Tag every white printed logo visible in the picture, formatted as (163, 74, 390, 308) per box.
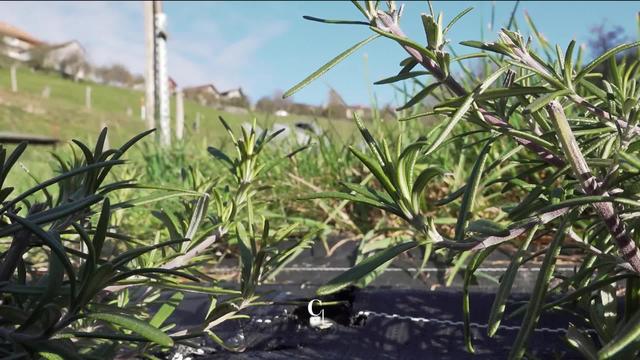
(307, 299, 332, 329)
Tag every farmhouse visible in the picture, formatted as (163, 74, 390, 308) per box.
(38, 41, 89, 81)
(183, 84, 220, 105)
(219, 87, 245, 100)
(184, 84, 248, 107)
(219, 87, 249, 108)
(131, 76, 177, 94)
(0, 22, 88, 81)
(324, 87, 372, 119)
(0, 21, 43, 62)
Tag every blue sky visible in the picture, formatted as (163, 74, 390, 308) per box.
(2, 1, 639, 107)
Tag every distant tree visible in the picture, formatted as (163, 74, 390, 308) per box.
(131, 74, 145, 85)
(256, 96, 276, 113)
(588, 22, 629, 57)
(587, 20, 637, 84)
(272, 90, 293, 110)
(95, 63, 134, 86)
(256, 90, 294, 113)
(290, 102, 319, 116)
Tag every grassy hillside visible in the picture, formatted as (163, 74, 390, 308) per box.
(0, 66, 353, 143)
(0, 65, 354, 190)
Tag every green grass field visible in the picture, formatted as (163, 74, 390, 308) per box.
(0, 65, 355, 189)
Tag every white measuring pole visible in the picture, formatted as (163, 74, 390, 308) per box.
(143, 0, 156, 130)
(154, 5, 171, 147)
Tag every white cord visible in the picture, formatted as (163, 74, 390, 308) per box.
(356, 310, 592, 335)
(245, 310, 594, 336)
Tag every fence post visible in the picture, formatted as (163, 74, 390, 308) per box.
(10, 65, 17, 93)
(194, 112, 201, 131)
(85, 86, 92, 110)
(176, 90, 184, 140)
(140, 98, 146, 121)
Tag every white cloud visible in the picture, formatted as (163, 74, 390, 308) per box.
(0, 1, 288, 95)
(0, 2, 144, 71)
(169, 17, 288, 92)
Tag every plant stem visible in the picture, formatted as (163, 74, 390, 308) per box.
(546, 100, 640, 272)
(0, 229, 31, 282)
(161, 228, 227, 270)
(103, 228, 227, 293)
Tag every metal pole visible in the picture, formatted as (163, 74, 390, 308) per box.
(143, 1, 155, 131)
(154, 1, 171, 146)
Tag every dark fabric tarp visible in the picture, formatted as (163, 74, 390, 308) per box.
(161, 287, 590, 359)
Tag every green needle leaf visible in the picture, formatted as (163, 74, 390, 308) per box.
(397, 82, 442, 110)
(575, 41, 640, 83)
(317, 241, 418, 295)
(487, 225, 539, 337)
(444, 7, 474, 35)
(150, 292, 184, 328)
(524, 89, 571, 114)
(598, 309, 640, 359)
(454, 139, 493, 242)
(374, 71, 430, 85)
(566, 324, 598, 360)
(509, 216, 569, 359)
(284, 34, 379, 98)
(86, 313, 174, 347)
(426, 66, 509, 156)
(370, 26, 437, 62)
